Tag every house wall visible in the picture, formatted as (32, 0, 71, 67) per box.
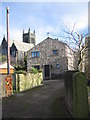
(80, 37, 90, 80)
(0, 68, 14, 74)
(85, 37, 90, 79)
(27, 37, 77, 79)
(10, 44, 26, 66)
(65, 45, 78, 70)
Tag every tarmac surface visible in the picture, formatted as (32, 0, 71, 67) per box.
(2, 80, 71, 118)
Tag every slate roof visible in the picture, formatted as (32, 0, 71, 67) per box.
(10, 40, 34, 52)
(1, 37, 34, 52)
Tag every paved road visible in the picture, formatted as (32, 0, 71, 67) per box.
(2, 80, 71, 118)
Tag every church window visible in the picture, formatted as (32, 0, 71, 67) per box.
(12, 51, 16, 57)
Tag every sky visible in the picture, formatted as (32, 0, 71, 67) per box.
(0, 1, 88, 48)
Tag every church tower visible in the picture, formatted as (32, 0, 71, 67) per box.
(23, 28, 36, 45)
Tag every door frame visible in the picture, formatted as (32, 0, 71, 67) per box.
(44, 65, 50, 80)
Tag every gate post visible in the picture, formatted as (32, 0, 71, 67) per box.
(73, 72, 88, 118)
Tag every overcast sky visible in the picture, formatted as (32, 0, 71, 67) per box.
(0, 1, 88, 46)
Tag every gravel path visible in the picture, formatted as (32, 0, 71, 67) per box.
(2, 80, 71, 118)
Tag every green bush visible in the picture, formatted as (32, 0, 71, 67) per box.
(15, 65, 25, 71)
(30, 67, 38, 74)
(0, 54, 7, 63)
(38, 69, 42, 73)
(15, 70, 27, 75)
(87, 86, 90, 92)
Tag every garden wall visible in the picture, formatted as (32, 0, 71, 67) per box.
(64, 71, 88, 118)
(15, 73, 43, 92)
(0, 74, 7, 97)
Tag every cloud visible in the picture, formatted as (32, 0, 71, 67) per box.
(1, 0, 89, 2)
(1, 2, 88, 47)
(9, 28, 22, 41)
(36, 26, 55, 44)
(0, 27, 22, 44)
(61, 14, 88, 32)
(0, 25, 5, 44)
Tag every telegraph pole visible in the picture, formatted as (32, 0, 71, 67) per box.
(7, 6, 10, 74)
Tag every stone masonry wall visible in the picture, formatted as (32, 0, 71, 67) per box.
(84, 37, 90, 80)
(15, 73, 43, 92)
(0, 75, 7, 97)
(27, 38, 65, 70)
(64, 71, 88, 118)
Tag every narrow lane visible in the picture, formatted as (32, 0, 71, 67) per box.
(2, 80, 71, 118)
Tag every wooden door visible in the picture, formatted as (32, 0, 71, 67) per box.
(44, 65, 50, 79)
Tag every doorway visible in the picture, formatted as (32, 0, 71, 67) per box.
(44, 65, 50, 79)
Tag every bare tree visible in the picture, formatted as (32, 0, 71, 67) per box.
(61, 22, 88, 66)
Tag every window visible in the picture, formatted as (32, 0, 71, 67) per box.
(32, 52, 34, 57)
(56, 64, 60, 69)
(37, 51, 39, 57)
(12, 51, 16, 57)
(53, 50, 58, 55)
(31, 51, 39, 58)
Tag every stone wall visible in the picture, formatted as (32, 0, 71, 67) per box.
(1, 73, 43, 97)
(85, 37, 90, 80)
(73, 72, 88, 118)
(15, 73, 43, 92)
(0, 75, 6, 97)
(65, 45, 78, 70)
(80, 37, 90, 80)
(64, 71, 88, 118)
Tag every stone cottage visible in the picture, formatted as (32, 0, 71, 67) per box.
(27, 37, 78, 80)
(80, 36, 90, 80)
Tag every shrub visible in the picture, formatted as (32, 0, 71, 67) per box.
(87, 86, 90, 92)
(15, 65, 25, 71)
(30, 67, 38, 74)
(38, 69, 42, 73)
(15, 70, 27, 75)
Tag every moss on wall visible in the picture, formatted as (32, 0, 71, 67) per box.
(73, 72, 88, 118)
(16, 73, 43, 92)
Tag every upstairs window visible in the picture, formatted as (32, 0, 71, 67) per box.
(53, 50, 58, 55)
(56, 64, 60, 69)
(31, 51, 39, 58)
